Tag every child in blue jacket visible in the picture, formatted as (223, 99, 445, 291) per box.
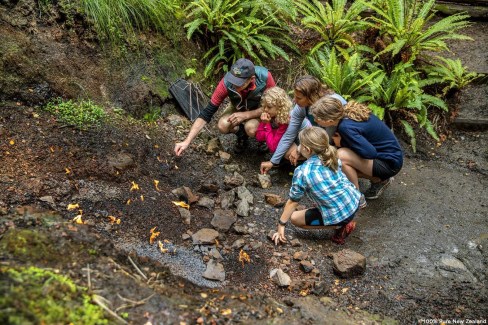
(311, 98, 403, 201)
(272, 127, 361, 245)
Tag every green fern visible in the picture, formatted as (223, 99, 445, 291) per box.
(185, 0, 297, 76)
(296, 0, 367, 53)
(422, 57, 483, 95)
(363, 0, 471, 62)
(307, 48, 381, 100)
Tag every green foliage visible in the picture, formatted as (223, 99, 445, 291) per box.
(0, 266, 108, 325)
(143, 107, 162, 122)
(184, 0, 297, 76)
(80, 0, 184, 45)
(362, 62, 447, 151)
(295, 0, 368, 54)
(307, 48, 381, 101)
(363, 0, 471, 62)
(44, 98, 106, 129)
(422, 57, 483, 95)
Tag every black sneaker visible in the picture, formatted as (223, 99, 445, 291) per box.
(364, 178, 393, 200)
(234, 124, 248, 154)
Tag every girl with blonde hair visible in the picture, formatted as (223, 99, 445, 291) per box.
(255, 87, 297, 152)
(272, 127, 361, 246)
(260, 75, 346, 173)
(311, 98, 403, 201)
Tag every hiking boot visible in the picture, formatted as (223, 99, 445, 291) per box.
(234, 124, 248, 154)
(359, 194, 367, 209)
(331, 221, 356, 245)
(364, 177, 393, 200)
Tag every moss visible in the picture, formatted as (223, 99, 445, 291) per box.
(0, 266, 108, 325)
(0, 229, 56, 262)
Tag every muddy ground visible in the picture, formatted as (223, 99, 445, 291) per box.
(1, 100, 486, 324)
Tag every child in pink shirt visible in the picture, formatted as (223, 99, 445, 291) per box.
(256, 87, 294, 153)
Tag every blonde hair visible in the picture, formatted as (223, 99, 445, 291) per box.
(298, 126, 339, 172)
(311, 97, 370, 122)
(260, 87, 293, 124)
(294, 75, 333, 106)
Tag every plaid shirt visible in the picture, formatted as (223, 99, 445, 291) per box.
(289, 155, 361, 225)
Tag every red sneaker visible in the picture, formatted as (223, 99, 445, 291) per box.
(331, 221, 356, 245)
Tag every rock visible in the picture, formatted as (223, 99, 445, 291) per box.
(203, 259, 225, 281)
(182, 233, 191, 240)
(197, 196, 215, 209)
(233, 225, 248, 235)
(224, 164, 240, 172)
(199, 181, 219, 193)
(300, 261, 314, 273)
(267, 230, 276, 242)
(236, 200, 250, 217)
(258, 174, 272, 189)
(211, 209, 237, 232)
(107, 152, 134, 171)
(264, 193, 285, 207)
(220, 189, 235, 209)
(332, 249, 366, 278)
(192, 228, 219, 245)
(237, 186, 254, 204)
(219, 151, 231, 162)
(177, 207, 191, 225)
(232, 238, 246, 249)
(250, 241, 263, 250)
(224, 172, 244, 188)
(172, 186, 199, 204)
(290, 239, 302, 247)
(439, 255, 467, 272)
(206, 138, 220, 153)
(209, 248, 222, 260)
(293, 251, 309, 261)
(39, 196, 55, 205)
(270, 268, 291, 287)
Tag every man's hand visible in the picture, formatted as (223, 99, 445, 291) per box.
(260, 112, 271, 123)
(227, 112, 247, 127)
(332, 132, 341, 148)
(174, 141, 189, 156)
(271, 225, 286, 245)
(260, 161, 274, 174)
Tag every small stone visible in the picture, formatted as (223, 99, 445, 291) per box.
(332, 249, 366, 278)
(182, 233, 191, 240)
(232, 238, 246, 249)
(300, 261, 314, 273)
(233, 225, 248, 234)
(209, 248, 222, 260)
(172, 186, 199, 204)
(39, 196, 55, 205)
(237, 186, 254, 204)
(270, 268, 291, 287)
(107, 152, 134, 171)
(250, 241, 263, 250)
(224, 172, 245, 188)
(290, 239, 301, 247)
(236, 200, 250, 217)
(219, 151, 231, 161)
(197, 196, 215, 209)
(224, 164, 240, 172)
(264, 193, 284, 207)
(220, 189, 235, 209)
(211, 209, 237, 232)
(199, 181, 219, 193)
(293, 251, 309, 261)
(178, 207, 191, 225)
(203, 259, 225, 281)
(258, 174, 272, 189)
(206, 138, 220, 153)
(192, 228, 219, 245)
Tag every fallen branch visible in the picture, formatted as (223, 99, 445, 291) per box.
(115, 293, 155, 312)
(92, 294, 128, 324)
(127, 256, 148, 281)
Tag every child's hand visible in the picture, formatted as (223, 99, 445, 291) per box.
(271, 225, 286, 245)
(260, 112, 271, 123)
(260, 161, 273, 174)
(332, 132, 341, 147)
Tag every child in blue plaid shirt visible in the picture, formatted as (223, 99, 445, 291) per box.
(272, 127, 361, 245)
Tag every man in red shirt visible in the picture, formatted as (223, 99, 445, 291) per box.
(174, 59, 276, 156)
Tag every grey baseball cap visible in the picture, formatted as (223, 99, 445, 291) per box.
(224, 58, 255, 87)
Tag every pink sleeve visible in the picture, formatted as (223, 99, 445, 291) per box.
(255, 122, 270, 143)
(210, 78, 229, 106)
(266, 123, 288, 152)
